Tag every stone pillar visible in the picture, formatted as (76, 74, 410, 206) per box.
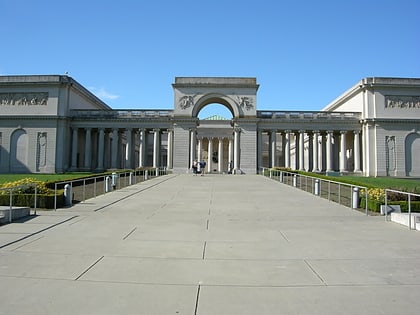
(138, 129, 145, 168)
(111, 129, 119, 169)
(257, 130, 263, 170)
(189, 129, 196, 168)
(228, 138, 233, 170)
(326, 131, 333, 172)
(71, 127, 78, 169)
(319, 133, 326, 172)
(84, 128, 92, 169)
(218, 138, 224, 173)
(167, 129, 173, 169)
(233, 127, 240, 172)
(284, 130, 290, 168)
(97, 128, 105, 170)
(299, 130, 305, 171)
(270, 130, 277, 167)
(312, 130, 319, 172)
(207, 137, 213, 173)
(339, 130, 347, 173)
(353, 130, 361, 172)
(125, 128, 133, 169)
(153, 129, 160, 168)
(197, 138, 203, 162)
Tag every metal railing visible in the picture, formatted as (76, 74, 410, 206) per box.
(260, 168, 369, 214)
(385, 189, 420, 230)
(53, 168, 168, 210)
(0, 184, 38, 223)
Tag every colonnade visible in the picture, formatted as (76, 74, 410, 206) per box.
(189, 127, 241, 173)
(70, 127, 173, 171)
(261, 129, 361, 173)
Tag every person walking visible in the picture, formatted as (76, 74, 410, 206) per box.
(192, 159, 198, 175)
(200, 160, 206, 176)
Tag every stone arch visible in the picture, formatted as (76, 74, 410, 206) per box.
(191, 93, 239, 118)
(10, 128, 29, 172)
(405, 132, 420, 176)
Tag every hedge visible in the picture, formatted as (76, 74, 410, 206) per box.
(360, 196, 420, 213)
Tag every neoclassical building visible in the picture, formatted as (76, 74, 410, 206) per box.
(0, 75, 419, 177)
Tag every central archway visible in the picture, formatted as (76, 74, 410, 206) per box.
(192, 93, 238, 118)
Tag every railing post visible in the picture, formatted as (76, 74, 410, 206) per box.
(54, 183, 57, 211)
(408, 194, 412, 230)
(9, 189, 13, 223)
(385, 189, 388, 221)
(34, 185, 37, 215)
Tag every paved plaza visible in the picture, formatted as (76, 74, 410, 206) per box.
(1, 174, 420, 314)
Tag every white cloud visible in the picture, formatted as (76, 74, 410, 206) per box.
(89, 87, 120, 100)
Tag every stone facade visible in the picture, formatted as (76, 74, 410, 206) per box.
(0, 75, 419, 177)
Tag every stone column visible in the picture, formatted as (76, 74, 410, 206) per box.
(197, 138, 203, 162)
(228, 138, 233, 170)
(153, 129, 160, 168)
(218, 138, 224, 173)
(97, 128, 105, 170)
(125, 128, 133, 169)
(189, 129, 196, 168)
(339, 130, 347, 173)
(71, 127, 78, 169)
(312, 130, 319, 172)
(353, 130, 361, 172)
(233, 127, 240, 172)
(84, 128, 92, 169)
(207, 137, 213, 173)
(299, 130, 305, 171)
(326, 131, 333, 172)
(270, 130, 277, 167)
(167, 129, 173, 169)
(284, 130, 290, 168)
(111, 129, 119, 169)
(257, 130, 263, 170)
(138, 129, 145, 168)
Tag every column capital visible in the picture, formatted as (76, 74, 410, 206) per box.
(299, 129, 306, 133)
(340, 130, 347, 134)
(353, 130, 360, 135)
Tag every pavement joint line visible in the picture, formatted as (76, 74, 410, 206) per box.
(194, 284, 201, 315)
(123, 227, 137, 240)
(202, 241, 207, 260)
(93, 175, 178, 212)
(0, 215, 78, 250)
(10, 235, 44, 251)
(75, 255, 105, 281)
(304, 259, 327, 286)
(279, 230, 290, 242)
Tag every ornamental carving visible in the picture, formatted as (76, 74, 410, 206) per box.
(0, 92, 48, 106)
(385, 96, 420, 109)
(237, 96, 253, 110)
(178, 95, 194, 109)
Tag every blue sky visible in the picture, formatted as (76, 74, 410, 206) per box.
(1, 0, 419, 118)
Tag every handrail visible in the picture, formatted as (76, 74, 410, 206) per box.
(260, 167, 369, 215)
(384, 188, 420, 230)
(53, 168, 167, 210)
(0, 183, 38, 222)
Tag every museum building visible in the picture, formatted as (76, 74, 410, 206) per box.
(0, 75, 419, 177)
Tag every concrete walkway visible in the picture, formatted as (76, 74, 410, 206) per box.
(1, 174, 420, 314)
